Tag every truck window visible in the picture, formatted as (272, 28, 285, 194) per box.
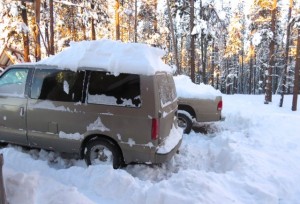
(87, 71, 141, 107)
(0, 68, 29, 97)
(31, 69, 85, 102)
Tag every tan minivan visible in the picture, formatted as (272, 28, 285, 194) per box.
(0, 64, 182, 168)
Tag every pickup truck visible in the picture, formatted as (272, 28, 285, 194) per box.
(174, 75, 223, 133)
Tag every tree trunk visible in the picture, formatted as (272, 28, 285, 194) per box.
(254, 57, 257, 94)
(134, 0, 137, 42)
(211, 40, 215, 87)
(115, 0, 120, 40)
(180, 35, 185, 69)
(265, 0, 277, 103)
(153, 0, 158, 33)
(241, 40, 244, 93)
(190, 0, 195, 82)
(279, 0, 293, 107)
(34, 0, 41, 61)
(91, 19, 96, 40)
(166, 0, 180, 73)
(21, 2, 30, 62)
(249, 44, 254, 94)
(49, 0, 54, 54)
(44, 1, 50, 56)
(0, 154, 7, 204)
(292, 28, 300, 111)
(81, 7, 87, 40)
(90, 3, 96, 40)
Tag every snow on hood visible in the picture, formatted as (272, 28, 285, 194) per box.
(37, 39, 172, 76)
(174, 75, 221, 100)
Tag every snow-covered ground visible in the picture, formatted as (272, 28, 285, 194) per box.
(1, 94, 300, 204)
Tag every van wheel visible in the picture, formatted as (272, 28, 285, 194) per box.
(85, 138, 123, 169)
(178, 112, 193, 134)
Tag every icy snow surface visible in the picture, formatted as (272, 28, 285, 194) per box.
(174, 75, 221, 100)
(1, 94, 300, 204)
(86, 117, 110, 132)
(37, 39, 172, 76)
(59, 131, 83, 140)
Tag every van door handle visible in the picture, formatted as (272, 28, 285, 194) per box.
(20, 107, 25, 117)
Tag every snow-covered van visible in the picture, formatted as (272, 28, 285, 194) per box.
(0, 40, 182, 168)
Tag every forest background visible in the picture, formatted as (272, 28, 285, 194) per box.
(0, 0, 300, 109)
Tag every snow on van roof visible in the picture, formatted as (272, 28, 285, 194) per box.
(37, 39, 172, 75)
(174, 75, 221, 100)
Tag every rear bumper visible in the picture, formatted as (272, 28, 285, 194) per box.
(155, 138, 182, 163)
(154, 125, 183, 163)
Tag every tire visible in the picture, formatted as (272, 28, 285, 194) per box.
(178, 112, 193, 134)
(84, 138, 123, 169)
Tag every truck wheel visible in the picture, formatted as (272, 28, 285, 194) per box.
(178, 112, 193, 134)
(85, 138, 123, 169)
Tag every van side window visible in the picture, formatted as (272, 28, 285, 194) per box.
(0, 68, 29, 97)
(157, 74, 177, 107)
(31, 69, 84, 102)
(87, 71, 141, 107)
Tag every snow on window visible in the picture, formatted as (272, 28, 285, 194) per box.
(157, 73, 177, 107)
(157, 124, 183, 154)
(88, 94, 139, 107)
(86, 117, 110, 132)
(0, 90, 25, 98)
(59, 131, 83, 140)
(63, 80, 69, 94)
(88, 94, 116, 105)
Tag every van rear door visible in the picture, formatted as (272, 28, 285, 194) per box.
(155, 72, 178, 143)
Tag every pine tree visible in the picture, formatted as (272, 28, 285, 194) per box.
(292, 16, 300, 111)
(224, 12, 243, 94)
(279, 0, 293, 107)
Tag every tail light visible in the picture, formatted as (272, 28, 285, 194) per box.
(217, 101, 223, 111)
(151, 118, 159, 140)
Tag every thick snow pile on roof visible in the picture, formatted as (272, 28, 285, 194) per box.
(1, 95, 300, 203)
(37, 39, 172, 75)
(174, 75, 221, 100)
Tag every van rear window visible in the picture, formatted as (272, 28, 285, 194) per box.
(157, 74, 177, 107)
(87, 71, 141, 108)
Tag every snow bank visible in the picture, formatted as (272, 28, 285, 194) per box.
(37, 39, 172, 76)
(174, 75, 221, 100)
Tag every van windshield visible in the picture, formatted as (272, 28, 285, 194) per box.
(157, 73, 177, 107)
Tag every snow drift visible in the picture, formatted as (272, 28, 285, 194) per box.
(1, 94, 300, 204)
